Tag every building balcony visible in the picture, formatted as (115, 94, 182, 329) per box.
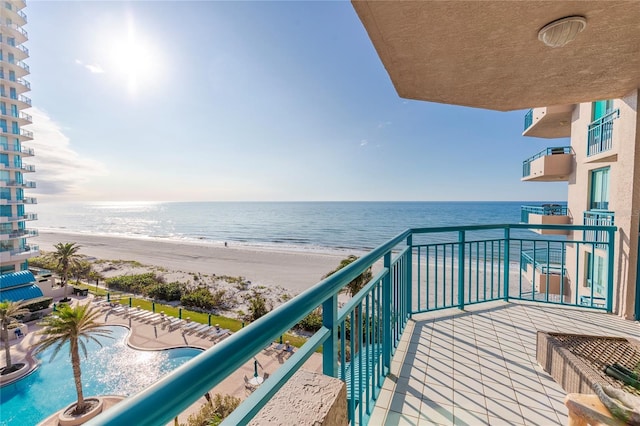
(521, 147, 572, 181)
(0, 213, 37, 223)
(0, 180, 36, 188)
(2, 58, 30, 78)
(0, 197, 37, 205)
(0, 23, 28, 44)
(587, 109, 620, 160)
(92, 223, 619, 426)
(0, 143, 34, 156)
(0, 228, 38, 240)
(0, 163, 35, 172)
(522, 105, 573, 138)
(0, 245, 39, 262)
(1, 40, 29, 61)
(520, 205, 570, 235)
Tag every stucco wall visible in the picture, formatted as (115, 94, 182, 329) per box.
(566, 89, 639, 318)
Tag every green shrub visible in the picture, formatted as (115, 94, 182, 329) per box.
(148, 282, 184, 301)
(297, 307, 322, 332)
(181, 394, 240, 426)
(105, 273, 164, 295)
(247, 292, 270, 322)
(181, 288, 217, 310)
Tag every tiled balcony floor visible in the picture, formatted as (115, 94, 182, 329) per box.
(371, 301, 640, 425)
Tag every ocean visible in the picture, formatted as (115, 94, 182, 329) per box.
(32, 201, 563, 254)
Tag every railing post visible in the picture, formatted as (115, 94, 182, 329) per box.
(503, 227, 510, 301)
(322, 294, 338, 377)
(607, 228, 615, 313)
(457, 231, 465, 309)
(383, 251, 392, 374)
(406, 234, 413, 316)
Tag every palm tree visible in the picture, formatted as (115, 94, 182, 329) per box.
(323, 255, 373, 298)
(323, 255, 373, 354)
(33, 304, 112, 415)
(0, 300, 29, 374)
(50, 242, 83, 301)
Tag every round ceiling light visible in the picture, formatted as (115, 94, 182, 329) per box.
(538, 16, 587, 48)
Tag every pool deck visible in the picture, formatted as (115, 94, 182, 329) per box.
(1, 295, 322, 425)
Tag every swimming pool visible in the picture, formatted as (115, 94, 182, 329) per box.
(0, 326, 202, 426)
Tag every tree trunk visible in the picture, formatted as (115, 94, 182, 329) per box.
(2, 322, 11, 370)
(70, 338, 86, 413)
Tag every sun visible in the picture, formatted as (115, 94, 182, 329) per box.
(107, 19, 161, 94)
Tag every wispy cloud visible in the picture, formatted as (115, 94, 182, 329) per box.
(377, 121, 392, 129)
(25, 108, 108, 198)
(75, 59, 105, 74)
(360, 139, 368, 146)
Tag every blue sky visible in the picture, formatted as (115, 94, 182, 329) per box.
(25, 1, 567, 202)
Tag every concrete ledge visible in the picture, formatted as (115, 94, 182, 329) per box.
(249, 369, 347, 426)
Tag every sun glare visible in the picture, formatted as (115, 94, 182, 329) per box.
(106, 17, 161, 94)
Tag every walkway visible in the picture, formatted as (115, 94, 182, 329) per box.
(371, 301, 640, 425)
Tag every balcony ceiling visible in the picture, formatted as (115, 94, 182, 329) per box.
(352, 1, 640, 111)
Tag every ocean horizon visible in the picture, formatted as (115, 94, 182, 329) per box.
(32, 201, 565, 254)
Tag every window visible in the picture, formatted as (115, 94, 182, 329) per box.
(7, 38, 15, 47)
(592, 100, 614, 121)
(586, 253, 606, 296)
(590, 167, 610, 210)
(0, 118, 6, 132)
(8, 70, 15, 82)
(7, 52, 13, 64)
(11, 121, 18, 134)
(10, 104, 17, 117)
(9, 87, 16, 99)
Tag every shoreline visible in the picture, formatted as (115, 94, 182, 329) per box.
(34, 231, 348, 296)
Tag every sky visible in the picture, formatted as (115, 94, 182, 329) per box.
(24, 1, 568, 202)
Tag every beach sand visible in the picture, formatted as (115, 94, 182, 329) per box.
(35, 231, 347, 296)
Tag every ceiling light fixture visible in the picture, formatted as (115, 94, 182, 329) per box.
(538, 16, 587, 48)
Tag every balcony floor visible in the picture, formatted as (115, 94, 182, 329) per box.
(371, 301, 639, 425)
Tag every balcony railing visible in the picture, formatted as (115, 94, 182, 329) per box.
(587, 109, 620, 157)
(20, 129, 33, 139)
(520, 204, 568, 223)
(1, 180, 36, 188)
(17, 94, 31, 106)
(522, 146, 571, 177)
(0, 229, 38, 238)
(0, 143, 34, 155)
(90, 223, 616, 426)
(583, 210, 615, 247)
(0, 244, 38, 256)
(1, 213, 37, 222)
(523, 108, 533, 131)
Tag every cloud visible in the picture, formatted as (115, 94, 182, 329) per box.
(360, 139, 368, 146)
(377, 121, 392, 129)
(75, 59, 105, 74)
(24, 107, 108, 198)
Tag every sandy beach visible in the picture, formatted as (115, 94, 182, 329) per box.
(35, 231, 346, 296)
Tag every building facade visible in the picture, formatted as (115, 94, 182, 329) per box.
(0, 0, 37, 276)
(522, 92, 640, 319)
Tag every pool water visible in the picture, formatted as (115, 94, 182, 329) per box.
(0, 326, 201, 426)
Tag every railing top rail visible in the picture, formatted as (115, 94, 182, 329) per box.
(89, 228, 412, 425)
(589, 109, 620, 128)
(409, 223, 616, 233)
(522, 146, 572, 165)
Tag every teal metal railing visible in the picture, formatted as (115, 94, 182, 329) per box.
(520, 204, 568, 223)
(587, 109, 619, 157)
(522, 146, 571, 177)
(524, 108, 533, 131)
(88, 223, 615, 426)
(584, 211, 615, 248)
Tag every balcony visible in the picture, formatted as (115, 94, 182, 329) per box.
(0, 228, 38, 240)
(0, 244, 39, 262)
(521, 146, 572, 181)
(0, 197, 36, 205)
(584, 211, 615, 248)
(522, 105, 573, 139)
(0, 143, 34, 156)
(0, 213, 37, 223)
(520, 205, 570, 235)
(587, 109, 620, 160)
(0, 180, 36, 188)
(90, 223, 619, 426)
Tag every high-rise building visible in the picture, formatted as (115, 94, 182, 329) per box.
(0, 0, 38, 275)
